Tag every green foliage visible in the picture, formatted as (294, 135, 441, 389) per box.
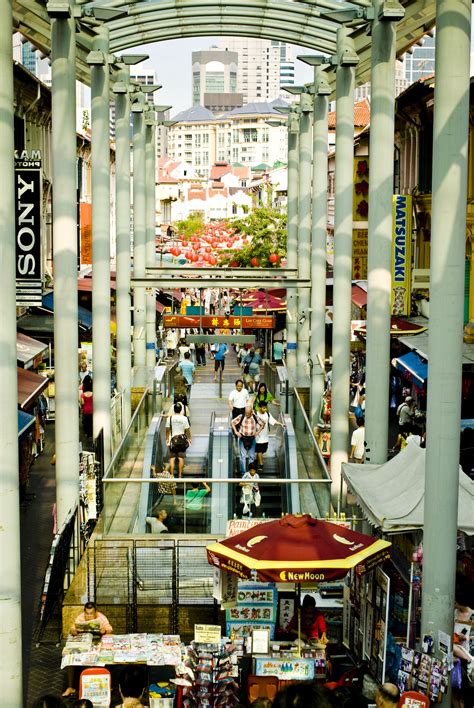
(221, 206, 287, 268)
(174, 213, 205, 240)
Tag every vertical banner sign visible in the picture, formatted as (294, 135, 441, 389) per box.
(80, 202, 92, 265)
(15, 150, 43, 305)
(391, 195, 412, 315)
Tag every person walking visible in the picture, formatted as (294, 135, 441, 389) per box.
(196, 341, 206, 366)
(213, 342, 228, 382)
(240, 463, 261, 516)
(253, 382, 279, 413)
(242, 347, 262, 392)
(232, 406, 265, 475)
(185, 480, 211, 531)
(177, 351, 195, 401)
(397, 396, 415, 434)
(349, 416, 365, 463)
(255, 402, 285, 471)
(228, 378, 251, 420)
(166, 403, 192, 478)
(80, 375, 93, 438)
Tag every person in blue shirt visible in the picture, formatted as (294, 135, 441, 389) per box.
(213, 343, 228, 382)
(177, 351, 195, 401)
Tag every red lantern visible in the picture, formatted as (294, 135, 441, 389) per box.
(269, 253, 279, 264)
(209, 256, 217, 265)
(193, 243, 200, 251)
(205, 246, 212, 254)
(250, 257, 259, 267)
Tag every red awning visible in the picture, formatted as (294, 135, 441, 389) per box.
(78, 278, 116, 292)
(351, 285, 367, 309)
(18, 367, 49, 410)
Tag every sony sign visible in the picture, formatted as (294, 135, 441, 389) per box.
(15, 150, 43, 305)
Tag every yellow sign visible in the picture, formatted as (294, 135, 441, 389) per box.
(194, 624, 222, 643)
(391, 195, 413, 315)
(352, 229, 368, 279)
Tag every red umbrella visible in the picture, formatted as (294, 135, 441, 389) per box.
(207, 514, 391, 583)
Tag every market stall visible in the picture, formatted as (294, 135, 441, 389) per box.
(207, 514, 392, 696)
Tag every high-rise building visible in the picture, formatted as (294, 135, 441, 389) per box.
(271, 41, 295, 95)
(403, 34, 436, 85)
(192, 48, 242, 113)
(218, 38, 281, 104)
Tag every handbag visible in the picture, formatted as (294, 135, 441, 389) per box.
(452, 659, 463, 691)
(253, 490, 261, 507)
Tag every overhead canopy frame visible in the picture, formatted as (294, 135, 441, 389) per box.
(13, 0, 436, 93)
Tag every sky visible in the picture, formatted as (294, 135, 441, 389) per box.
(124, 38, 317, 117)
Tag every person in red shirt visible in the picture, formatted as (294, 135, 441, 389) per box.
(287, 594, 328, 643)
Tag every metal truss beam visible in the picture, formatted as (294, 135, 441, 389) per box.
(132, 277, 310, 288)
(147, 266, 298, 278)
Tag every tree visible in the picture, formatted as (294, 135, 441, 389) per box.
(173, 213, 205, 240)
(221, 206, 287, 268)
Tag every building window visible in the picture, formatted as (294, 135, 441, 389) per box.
(203, 133, 209, 145)
(243, 128, 258, 143)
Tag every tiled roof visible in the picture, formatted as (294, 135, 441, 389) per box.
(171, 105, 216, 122)
(328, 98, 371, 128)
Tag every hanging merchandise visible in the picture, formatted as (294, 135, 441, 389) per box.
(397, 645, 449, 703)
(182, 640, 240, 707)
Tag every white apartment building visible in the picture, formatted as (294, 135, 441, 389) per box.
(168, 102, 288, 179)
(218, 37, 281, 104)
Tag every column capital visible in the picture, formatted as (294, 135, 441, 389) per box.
(46, 1, 72, 19)
(331, 26, 359, 67)
(373, 0, 405, 22)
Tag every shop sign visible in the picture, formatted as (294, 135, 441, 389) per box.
(391, 195, 412, 315)
(15, 150, 42, 306)
(194, 624, 221, 643)
(255, 657, 315, 681)
(353, 158, 369, 222)
(352, 229, 368, 279)
(80, 202, 92, 265)
(163, 315, 275, 329)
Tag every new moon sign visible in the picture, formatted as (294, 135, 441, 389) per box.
(163, 315, 275, 329)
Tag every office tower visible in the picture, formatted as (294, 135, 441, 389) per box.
(271, 40, 295, 95)
(404, 34, 436, 85)
(192, 48, 242, 113)
(219, 38, 280, 104)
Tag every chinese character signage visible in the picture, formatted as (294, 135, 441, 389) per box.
(391, 195, 412, 316)
(226, 582, 276, 639)
(163, 315, 275, 329)
(353, 158, 369, 222)
(352, 229, 368, 279)
(15, 150, 42, 306)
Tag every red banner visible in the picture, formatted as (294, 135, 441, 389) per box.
(163, 314, 275, 329)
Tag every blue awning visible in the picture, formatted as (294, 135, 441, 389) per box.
(42, 292, 92, 330)
(392, 351, 428, 386)
(18, 410, 36, 438)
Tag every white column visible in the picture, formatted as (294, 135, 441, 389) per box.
(145, 119, 157, 369)
(0, 0, 23, 700)
(90, 26, 111, 467)
(132, 101, 147, 385)
(51, 13, 79, 525)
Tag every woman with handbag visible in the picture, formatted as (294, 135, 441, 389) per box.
(165, 402, 192, 478)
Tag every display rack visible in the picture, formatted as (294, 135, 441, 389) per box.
(183, 641, 239, 707)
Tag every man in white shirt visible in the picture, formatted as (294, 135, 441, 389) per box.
(166, 403, 192, 477)
(255, 402, 285, 470)
(350, 416, 365, 463)
(145, 509, 168, 533)
(228, 379, 251, 420)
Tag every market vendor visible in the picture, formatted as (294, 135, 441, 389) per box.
(287, 594, 328, 644)
(62, 602, 113, 698)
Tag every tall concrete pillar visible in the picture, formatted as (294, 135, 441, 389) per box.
(114, 65, 132, 428)
(145, 118, 157, 369)
(296, 92, 313, 381)
(330, 28, 357, 507)
(286, 108, 300, 375)
(50, 11, 79, 525)
(364, 0, 401, 463)
(132, 98, 147, 385)
(309, 63, 331, 425)
(89, 27, 111, 467)
(421, 0, 471, 699)
(0, 1, 23, 700)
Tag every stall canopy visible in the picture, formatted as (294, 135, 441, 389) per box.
(42, 292, 92, 330)
(17, 332, 48, 369)
(18, 367, 49, 410)
(18, 410, 36, 438)
(392, 351, 428, 386)
(207, 514, 391, 583)
(342, 445, 474, 535)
